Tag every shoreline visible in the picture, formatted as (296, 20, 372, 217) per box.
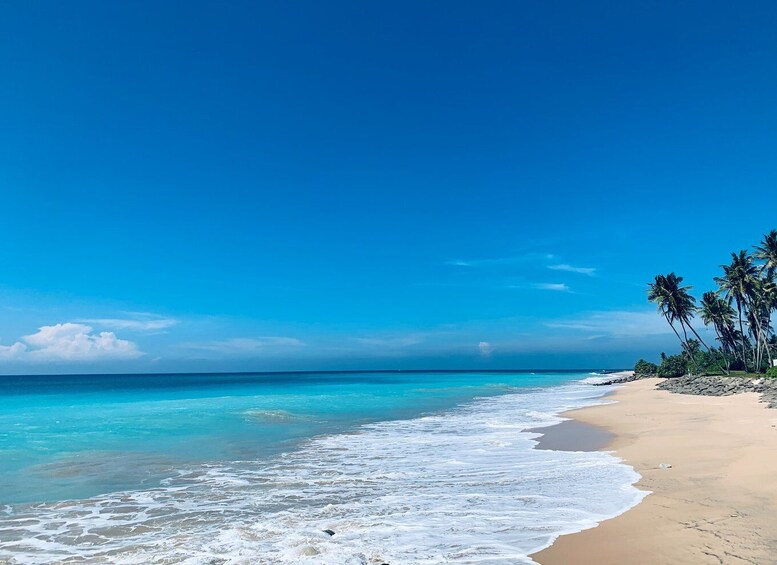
(531, 377, 777, 564)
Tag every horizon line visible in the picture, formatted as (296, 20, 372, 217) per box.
(0, 367, 628, 378)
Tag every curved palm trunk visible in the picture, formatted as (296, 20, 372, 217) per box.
(757, 318, 773, 368)
(760, 310, 774, 367)
(687, 323, 728, 375)
(679, 320, 690, 345)
(687, 324, 710, 350)
(666, 315, 699, 375)
(723, 324, 743, 366)
(721, 324, 739, 369)
(677, 320, 701, 375)
(713, 326, 731, 372)
(664, 314, 685, 346)
(736, 299, 748, 370)
(754, 318, 765, 371)
(745, 296, 770, 372)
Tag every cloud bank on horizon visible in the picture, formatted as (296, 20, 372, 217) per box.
(0, 304, 692, 372)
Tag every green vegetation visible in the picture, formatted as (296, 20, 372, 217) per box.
(724, 370, 764, 378)
(647, 230, 777, 376)
(657, 353, 687, 378)
(767, 366, 777, 378)
(686, 340, 729, 375)
(634, 359, 658, 376)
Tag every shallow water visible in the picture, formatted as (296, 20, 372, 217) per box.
(0, 371, 645, 563)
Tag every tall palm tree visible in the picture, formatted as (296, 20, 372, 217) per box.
(763, 277, 777, 313)
(754, 230, 777, 366)
(648, 273, 713, 373)
(715, 250, 759, 369)
(700, 291, 737, 371)
(754, 229, 777, 276)
(648, 274, 689, 350)
(747, 276, 775, 368)
(661, 273, 710, 349)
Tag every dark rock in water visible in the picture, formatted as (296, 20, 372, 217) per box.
(593, 373, 646, 386)
(323, 529, 335, 536)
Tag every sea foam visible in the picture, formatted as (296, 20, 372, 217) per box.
(0, 380, 645, 564)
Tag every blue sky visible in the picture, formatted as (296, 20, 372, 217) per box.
(1, 1, 776, 373)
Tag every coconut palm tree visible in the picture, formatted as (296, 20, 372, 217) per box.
(747, 276, 775, 369)
(715, 250, 759, 369)
(700, 291, 737, 371)
(648, 274, 689, 351)
(648, 273, 714, 373)
(763, 277, 777, 313)
(754, 229, 777, 276)
(662, 273, 710, 349)
(754, 230, 777, 366)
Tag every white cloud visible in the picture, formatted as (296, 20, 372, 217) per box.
(478, 341, 494, 357)
(445, 253, 555, 268)
(534, 282, 571, 292)
(180, 337, 304, 356)
(548, 264, 596, 276)
(351, 336, 424, 348)
(0, 342, 27, 359)
(0, 323, 142, 362)
(77, 314, 178, 332)
(545, 309, 678, 338)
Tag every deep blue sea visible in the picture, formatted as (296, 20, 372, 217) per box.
(0, 370, 645, 564)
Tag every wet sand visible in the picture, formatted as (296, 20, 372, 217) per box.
(531, 419, 615, 452)
(532, 378, 777, 564)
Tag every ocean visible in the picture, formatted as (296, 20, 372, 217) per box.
(0, 370, 645, 564)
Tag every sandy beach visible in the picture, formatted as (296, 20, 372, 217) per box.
(532, 377, 777, 564)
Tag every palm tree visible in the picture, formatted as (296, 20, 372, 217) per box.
(763, 277, 777, 313)
(663, 273, 710, 348)
(648, 274, 689, 351)
(700, 291, 737, 371)
(754, 230, 777, 366)
(747, 276, 775, 369)
(754, 229, 777, 276)
(715, 250, 759, 369)
(648, 273, 713, 373)
(648, 233, 777, 375)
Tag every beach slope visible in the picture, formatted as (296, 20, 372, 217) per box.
(533, 378, 777, 564)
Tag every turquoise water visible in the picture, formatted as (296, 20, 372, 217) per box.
(0, 370, 646, 564)
(0, 370, 579, 504)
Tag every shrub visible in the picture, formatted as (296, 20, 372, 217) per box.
(690, 348, 727, 375)
(634, 359, 658, 376)
(767, 366, 777, 378)
(658, 354, 687, 378)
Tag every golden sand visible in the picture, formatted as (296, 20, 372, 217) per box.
(533, 378, 777, 564)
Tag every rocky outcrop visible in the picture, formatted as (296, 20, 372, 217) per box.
(593, 373, 648, 386)
(592, 373, 777, 408)
(656, 375, 777, 408)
